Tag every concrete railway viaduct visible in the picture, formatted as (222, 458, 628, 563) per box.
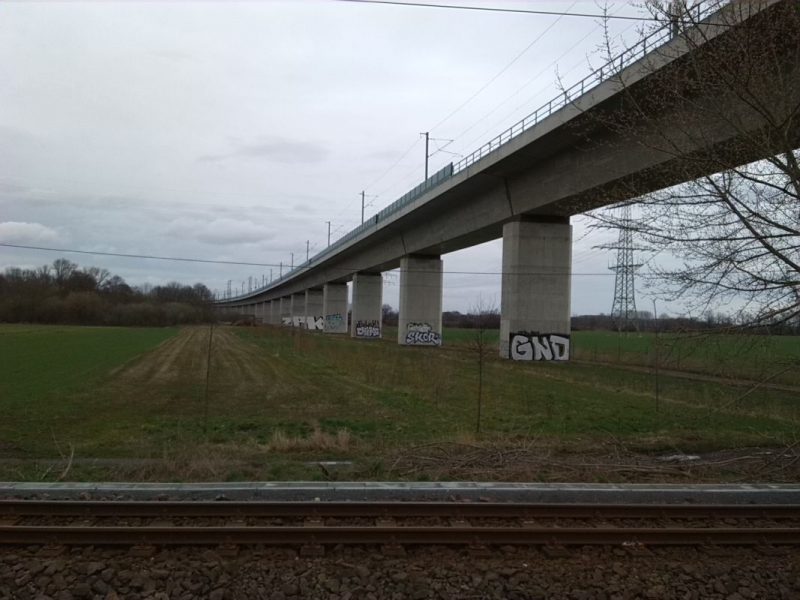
(215, 0, 800, 360)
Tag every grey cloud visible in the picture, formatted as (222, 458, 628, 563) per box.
(0, 221, 60, 244)
(198, 136, 329, 164)
(166, 217, 276, 246)
(149, 49, 195, 62)
(0, 180, 30, 194)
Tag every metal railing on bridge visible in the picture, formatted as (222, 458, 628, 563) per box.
(222, 1, 721, 302)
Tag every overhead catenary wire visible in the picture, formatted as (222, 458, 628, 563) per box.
(0, 242, 615, 277)
(425, 1, 577, 134)
(352, 2, 638, 211)
(336, 0, 662, 22)
(445, 7, 636, 153)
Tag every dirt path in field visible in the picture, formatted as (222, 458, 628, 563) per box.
(111, 326, 283, 395)
(112, 326, 208, 385)
(108, 326, 355, 407)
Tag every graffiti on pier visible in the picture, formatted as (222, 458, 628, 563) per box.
(307, 316, 324, 331)
(510, 332, 570, 361)
(325, 313, 345, 330)
(404, 322, 442, 346)
(281, 315, 324, 329)
(355, 320, 381, 338)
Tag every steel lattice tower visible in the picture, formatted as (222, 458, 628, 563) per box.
(609, 205, 641, 330)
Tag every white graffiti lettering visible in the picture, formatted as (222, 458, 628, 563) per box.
(510, 335, 533, 360)
(281, 317, 292, 326)
(404, 322, 442, 346)
(509, 333, 570, 361)
(306, 316, 324, 330)
(355, 320, 381, 338)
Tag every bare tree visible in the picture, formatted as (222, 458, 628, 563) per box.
(587, 0, 800, 328)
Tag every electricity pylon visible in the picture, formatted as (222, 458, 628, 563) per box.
(609, 204, 642, 331)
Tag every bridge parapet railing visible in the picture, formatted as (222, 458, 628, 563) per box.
(231, 163, 456, 298)
(220, 1, 728, 303)
(453, 2, 714, 173)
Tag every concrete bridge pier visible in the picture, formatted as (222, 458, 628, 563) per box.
(350, 273, 383, 339)
(323, 282, 348, 334)
(398, 255, 443, 346)
(305, 289, 324, 331)
(279, 296, 291, 326)
(290, 293, 305, 328)
(500, 217, 572, 361)
(267, 300, 276, 325)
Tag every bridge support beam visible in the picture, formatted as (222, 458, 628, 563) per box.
(398, 255, 443, 346)
(264, 300, 270, 324)
(268, 300, 277, 325)
(304, 289, 324, 331)
(323, 283, 348, 334)
(350, 273, 382, 339)
(290, 293, 305, 328)
(500, 217, 572, 361)
(280, 296, 291, 326)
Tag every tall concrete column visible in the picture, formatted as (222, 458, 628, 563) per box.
(398, 255, 443, 346)
(350, 273, 382, 339)
(268, 300, 276, 325)
(304, 289, 324, 331)
(279, 296, 291, 326)
(500, 217, 572, 361)
(290, 293, 305, 328)
(323, 282, 348, 334)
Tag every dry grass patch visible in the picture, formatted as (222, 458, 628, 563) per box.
(267, 425, 352, 452)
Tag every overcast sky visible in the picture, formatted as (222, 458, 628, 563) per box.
(0, 0, 680, 315)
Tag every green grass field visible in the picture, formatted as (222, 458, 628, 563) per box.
(1, 323, 798, 482)
(440, 327, 800, 385)
(0, 325, 178, 456)
(570, 330, 800, 383)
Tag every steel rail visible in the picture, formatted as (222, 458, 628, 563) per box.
(2, 501, 799, 520)
(1, 525, 799, 547)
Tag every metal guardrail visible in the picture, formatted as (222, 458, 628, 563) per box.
(451, 2, 713, 173)
(221, 2, 721, 303)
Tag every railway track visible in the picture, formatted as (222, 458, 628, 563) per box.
(1, 500, 799, 548)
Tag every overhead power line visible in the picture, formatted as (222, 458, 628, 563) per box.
(0, 243, 273, 268)
(427, 2, 575, 133)
(0, 242, 615, 276)
(336, 0, 659, 21)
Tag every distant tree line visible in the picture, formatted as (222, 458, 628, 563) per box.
(0, 258, 214, 326)
(432, 308, 797, 335)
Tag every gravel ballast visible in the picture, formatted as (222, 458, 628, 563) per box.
(1, 545, 798, 600)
